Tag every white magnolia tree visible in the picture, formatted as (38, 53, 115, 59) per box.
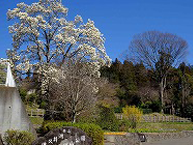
(7, 0, 111, 80)
(7, 0, 111, 121)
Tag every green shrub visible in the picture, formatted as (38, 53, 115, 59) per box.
(122, 105, 143, 128)
(142, 109, 152, 114)
(149, 101, 162, 113)
(28, 93, 37, 104)
(43, 122, 104, 145)
(76, 108, 98, 124)
(118, 119, 132, 132)
(19, 88, 27, 103)
(39, 101, 47, 109)
(3, 130, 35, 145)
(76, 114, 97, 124)
(97, 106, 119, 131)
(114, 106, 123, 113)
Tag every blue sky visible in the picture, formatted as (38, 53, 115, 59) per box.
(0, 0, 193, 64)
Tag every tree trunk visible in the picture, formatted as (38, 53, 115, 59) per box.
(181, 82, 185, 116)
(171, 103, 174, 115)
(72, 100, 77, 123)
(160, 78, 164, 113)
(72, 112, 76, 123)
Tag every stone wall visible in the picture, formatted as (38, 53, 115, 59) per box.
(104, 133, 141, 145)
(143, 131, 193, 143)
(104, 131, 193, 145)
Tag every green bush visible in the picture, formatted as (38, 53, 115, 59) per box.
(118, 119, 132, 132)
(3, 130, 35, 145)
(39, 101, 47, 109)
(19, 88, 27, 103)
(28, 93, 37, 104)
(142, 108, 152, 114)
(149, 101, 162, 113)
(122, 105, 143, 128)
(43, 122, 104, 145)
(97, 106, 119, 131)
(114, 106, 123, 113)
(76, 114, 97, 124)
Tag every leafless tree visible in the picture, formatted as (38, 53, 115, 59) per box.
(47, 62, 98, 122)
(137, 86, 159, 103)
(46, 61, 118, 122)
(97, 78, 119, 107)
(128, 31, 188, 113)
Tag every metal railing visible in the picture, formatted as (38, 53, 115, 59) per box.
(27, 109, 45, 117)
(115, 114, 191, 122)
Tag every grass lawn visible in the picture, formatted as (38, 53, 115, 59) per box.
(128, 122, 193, 133)
(30, 117, 44, 128)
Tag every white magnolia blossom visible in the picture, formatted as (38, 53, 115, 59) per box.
(7, 0, 111, 85)
(0, 58, 11, 65)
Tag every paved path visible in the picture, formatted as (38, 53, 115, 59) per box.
(142, 137, 193, 145)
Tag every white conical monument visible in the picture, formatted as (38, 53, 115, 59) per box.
(5, 62, 16, 87)
(0, 61, 36, 137)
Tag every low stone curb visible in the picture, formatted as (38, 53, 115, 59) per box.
(104, 133, 141, 145)
(104, 131, 193, 145)
(143, 131, 193, 142)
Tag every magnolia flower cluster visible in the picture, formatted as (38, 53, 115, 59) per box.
(7, 0, 111, 83)
(0, 58, 16, 73)
(0, 58, 11, 65)
(38, 64, 65, 94)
